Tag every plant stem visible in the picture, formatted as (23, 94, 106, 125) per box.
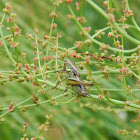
(126, 0, 140, 31)
(86, 0, 140, 45)
(86, 0, 109, 20)
(35, 34, 42, 75)
(68, 5, 139, 53)
(0, 26, 16, 63)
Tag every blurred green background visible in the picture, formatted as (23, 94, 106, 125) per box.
(0, 0, 140, 139)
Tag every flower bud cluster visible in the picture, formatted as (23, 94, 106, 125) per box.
(78, 16, 87, 24)
(74, 41, 84, 49)
(3, 3, 12, 15)
(120, 67, 132, 76)
(95, 29, 105, 39)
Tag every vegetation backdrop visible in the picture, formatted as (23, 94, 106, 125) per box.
(0, 0, 140, 140)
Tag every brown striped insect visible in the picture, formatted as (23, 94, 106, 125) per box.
(53, 59, 93, 97)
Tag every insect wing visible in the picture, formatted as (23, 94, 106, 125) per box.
(67, 78, 93, 86)
(64, 59, 80, 77)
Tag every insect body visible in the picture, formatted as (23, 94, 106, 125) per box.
(63, 59, 93, 97)
(64, 59, 80, 77)
(68, 77, 92, 97)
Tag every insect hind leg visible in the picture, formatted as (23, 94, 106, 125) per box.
(63, 84, 69, 94)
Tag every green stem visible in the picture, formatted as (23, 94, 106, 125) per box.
(43, 5, 57, 79)
(46, 9, 56, 56)
(112, 22, 140, 44)
(86, 0, 109, 20)
(57, 96, 76, 104)
(35, 34, 42, 75)
(130, 69, 140, 80)
(90, 24, 137, 40)
(0, 13, 5, 24)
(18, 93, 67, 109)
(69, 5, 104, 95)
(1, 81, 140, 119)
(126, 0, 140, 32)
(0, 110, 11, 118)
(18, 79, 140, 110)
(86, 0, 140, 45)
(131, 17, 140, 32)
(68, 5, 139, 53)
(13, 33, 19, 65)
(90, 94, 140, 109)
(90, 88, 140, 92)
(119, 8, 128, 100)
(86, 104, 136, 112)
(0, 26, 16, 63)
